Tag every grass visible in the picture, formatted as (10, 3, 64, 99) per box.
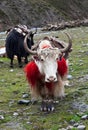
(0, 26, 88, 130)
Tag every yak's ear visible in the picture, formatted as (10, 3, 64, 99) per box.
(32, 55, 40, 61)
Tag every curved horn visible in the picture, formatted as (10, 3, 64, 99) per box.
(24, 34, 37, 55)
(31, 42, 40, 50)
(30, 28, 37, 35)
(33, 28, 37, 34)
(60, 33, 72, 53)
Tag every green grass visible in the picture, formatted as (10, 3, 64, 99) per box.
(0, 27, 88, 130)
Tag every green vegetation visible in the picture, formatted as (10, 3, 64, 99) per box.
(0, 27, 88, 129)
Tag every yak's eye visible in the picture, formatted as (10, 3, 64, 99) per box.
(56, 57, 59, 60)
(55, 54, 59, 60)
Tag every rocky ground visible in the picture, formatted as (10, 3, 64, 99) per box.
(0, 26, 88, 130)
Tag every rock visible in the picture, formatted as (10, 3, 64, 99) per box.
(77, 125, 86, 130)
(9, 69, 14, 72)
(79, 60, 83, 62)
(18, 99, 30, 105)
(66, 125, 73, 130)
(81, 115, 88, 120)
(73, 123, 79, 127)
(72, 102, 88, 112)
(79, 63, 84, 66)
(22, 94, 29, 98)
(69, 119, 75, 125)
(67, 75, 73, 80)
(13, 112, 19, 116)
(26, 121, 32, 124)
(0, 115, 4, 120)
(59, 128, 66, 130)
(33, 126, 39, 130)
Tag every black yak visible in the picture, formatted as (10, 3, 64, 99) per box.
(5, 25, 37, 67)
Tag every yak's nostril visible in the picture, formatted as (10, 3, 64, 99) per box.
(47, 76, 56, 82)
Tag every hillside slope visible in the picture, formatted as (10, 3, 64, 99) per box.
(0, 0, 88, 31)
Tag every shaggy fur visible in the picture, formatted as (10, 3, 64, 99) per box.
(24, 57, 68, 89)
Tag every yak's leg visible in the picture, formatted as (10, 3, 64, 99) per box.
(40, 92, 55, 112)
(24, 55, 28, 64)
(17, 56, 22, 68)
(41, 98, 55, 112)
(54, 76, 65, 99)
(30, 84, 55, 111)
(10, 55, 14, 68)
(10, 59, 13, 68)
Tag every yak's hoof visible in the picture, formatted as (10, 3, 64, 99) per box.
(40, 100, 55, 112)
(25, 60, 28, 64)
(19, 64, 23, 68)
(10, 64, 13, 68)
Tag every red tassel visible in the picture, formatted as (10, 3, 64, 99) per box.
(57, 58, 68, 76)
(24, 61, 41, 87)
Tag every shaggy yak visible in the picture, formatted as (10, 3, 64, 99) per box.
(24, 33, 72, 111)
(5, 25, 37, 67)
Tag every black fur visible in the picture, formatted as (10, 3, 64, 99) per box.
(5, 29, 34, 67)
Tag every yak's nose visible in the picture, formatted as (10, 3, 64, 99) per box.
(47, 76, 57, 82)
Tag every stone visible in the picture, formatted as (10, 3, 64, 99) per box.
(9, 69, 14, 72)
(13, 112, 19, 116)
(67, 75, 73, 80)
(66, 125, 73, 130)
(0, 115, 4, 120)
(81, 115, 88, 120)
(77, 125, 86, 130)
(73, 123, 79, 127)
(69, 119, 75, 125)
(18, 99, 30, 105)
(22, 94, 29, 98)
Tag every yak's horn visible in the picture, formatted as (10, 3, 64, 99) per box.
(24, 34, 37, 54)
(60, 33, 72, 53)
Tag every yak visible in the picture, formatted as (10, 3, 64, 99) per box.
(5, 25, 37, 67)
(24, 33, 72, 111)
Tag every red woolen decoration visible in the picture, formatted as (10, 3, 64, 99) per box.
(57, 58, 68, 76)
(24, 61, 41, 87)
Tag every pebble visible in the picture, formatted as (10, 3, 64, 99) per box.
(33, 126, 39, 130)
(66, 125, 73, 130)
(13, 112, 19, 116)
(81, 114, 88, 120)
(18, 99, 30, 105)
(69, 119, 75, 125)
(22, 94, 29, 98)
(67, 75, 73, 80)
(26, 121, 32, 125)
(9, 69, 14, 72)
(77, 125, 86, 130)
(59, 128, 66, 130)
(73, 123, 79, 127)
(0, 115, 4, 120)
